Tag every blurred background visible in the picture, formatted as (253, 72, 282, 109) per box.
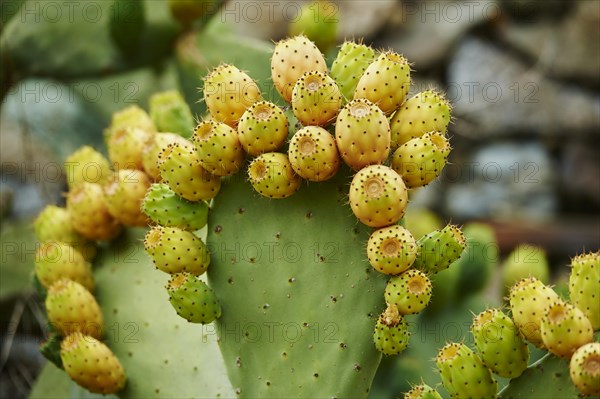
(1, 0, 599, 398)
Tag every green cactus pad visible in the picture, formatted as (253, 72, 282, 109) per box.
(207, 168, 386, 397)
(330, 42, 375, 101)
(141, 183, 209, 231)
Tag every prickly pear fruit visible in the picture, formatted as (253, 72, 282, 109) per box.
(105, 105, 155, 137)
(107, 126, 153, 170)
(288, 1, 338, 53)
(288, 126, 340, 182)
(354, 51, 411, 115)
(391, 132, 450, 189)
(66, 182, 122, 241)
(373, 304, 409, 355)
(330, 41, 375, 100)
(291, 71, 342, 126)
(471, 308, 529, 378)
(60, 332, 126, 394)
(271, 35, 327, 102)
(404, 384, 442, 399)
(45, 279, 103, 339)
(237, 101, 289, 156)
(203, 64, 261, 127)
(64, 146, 112, 188)
(509, 277, 559, 347)
(193, 120, 244, 176)
(149, 90, 195, 138)
(141, 132, 189, 181)
(144, 226, 210, 275)
(166, 273, 221, 324)
(169, 0, 216, 27)
(158, 141, 221, 201)
(141, 183, 208, 231)
(335, 99, 391, 170)
(540, 299, 593, 358)
(248, 152, 301, 199)
(569, 251, 600, 329)
(570, 342, 600, 396)
(436, 342, 497, 399)
(390, 90, 451, 148)
(412, 224, 466, 274)
(104, 169, 151, 227)
(367, 225, 417, 275)
(34, 241, 94, 291)
(502, 244, 550, 295)
(385, 269, 432, 314)
(34, 205, 96, 261)
(349, 165, 408, 228)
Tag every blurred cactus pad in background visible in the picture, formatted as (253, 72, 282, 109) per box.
(1, 1, 599, 399)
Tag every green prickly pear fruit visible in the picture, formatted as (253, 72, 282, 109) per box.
(502, 244, 550, 295)
(288, 1, 338, 53)
(104, 169, 151, 227)
(291, 71, 342, 126)
(390, 90, 451, 148)
(403, 208, 443, 240)
(569, 342, 600, 396)
(144, 226, 210, 275)
(569, 251, 600, 330)
(367, 225, 417, 275)
(34, 241, 95, 291)
(248, 152, 302, 199)
(391, 132, 451, 189)
(405, 384, 442, 399)
(64, 146, 112, 188)
(354, 51, 411, 115)
(107, 126, 153, 171)
(45, 279, 103, 339)
(385, 269, 432, 314)
(105, 105, 156, 137)
(436, 342, 497, 399)
(141, 183, 208, 231)
(203, 64, 262, 127)
(166, 273, 221, 324)
(60, 332, 126, 394)
(141, 132, 190, 181)
(237, 101, 289, 156)
(34, 205, 96, 261)
(158, 141, 221, 201)
(540, 299, 593, 358)
(454, 222, 498, 299)
(288, 126, 340, 182)
(193, 120, 244, 176)
(335, 99, 391, 170)
(471, 308, 529, 378)
(66, 182, 122, 241)
(149, 90, 195, 138)
(349, 165, 408, 228)
(169, 0, 218, 27)
(509, 277, 559, 347)
(271, 35, 328, 102)
(412, 224, 466, 274)
(330, 41, 375, 101)
(373, 304, 409, 355)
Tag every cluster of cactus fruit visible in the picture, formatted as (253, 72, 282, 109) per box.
(29, 33, 600, 398)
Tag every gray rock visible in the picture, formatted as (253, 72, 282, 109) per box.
(561, 140, 600, 205)
(499, 1, 600, 84)
(378, 0, 499, 68)
(444, 142, 557, 220)
(448, 37, 600, 137)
